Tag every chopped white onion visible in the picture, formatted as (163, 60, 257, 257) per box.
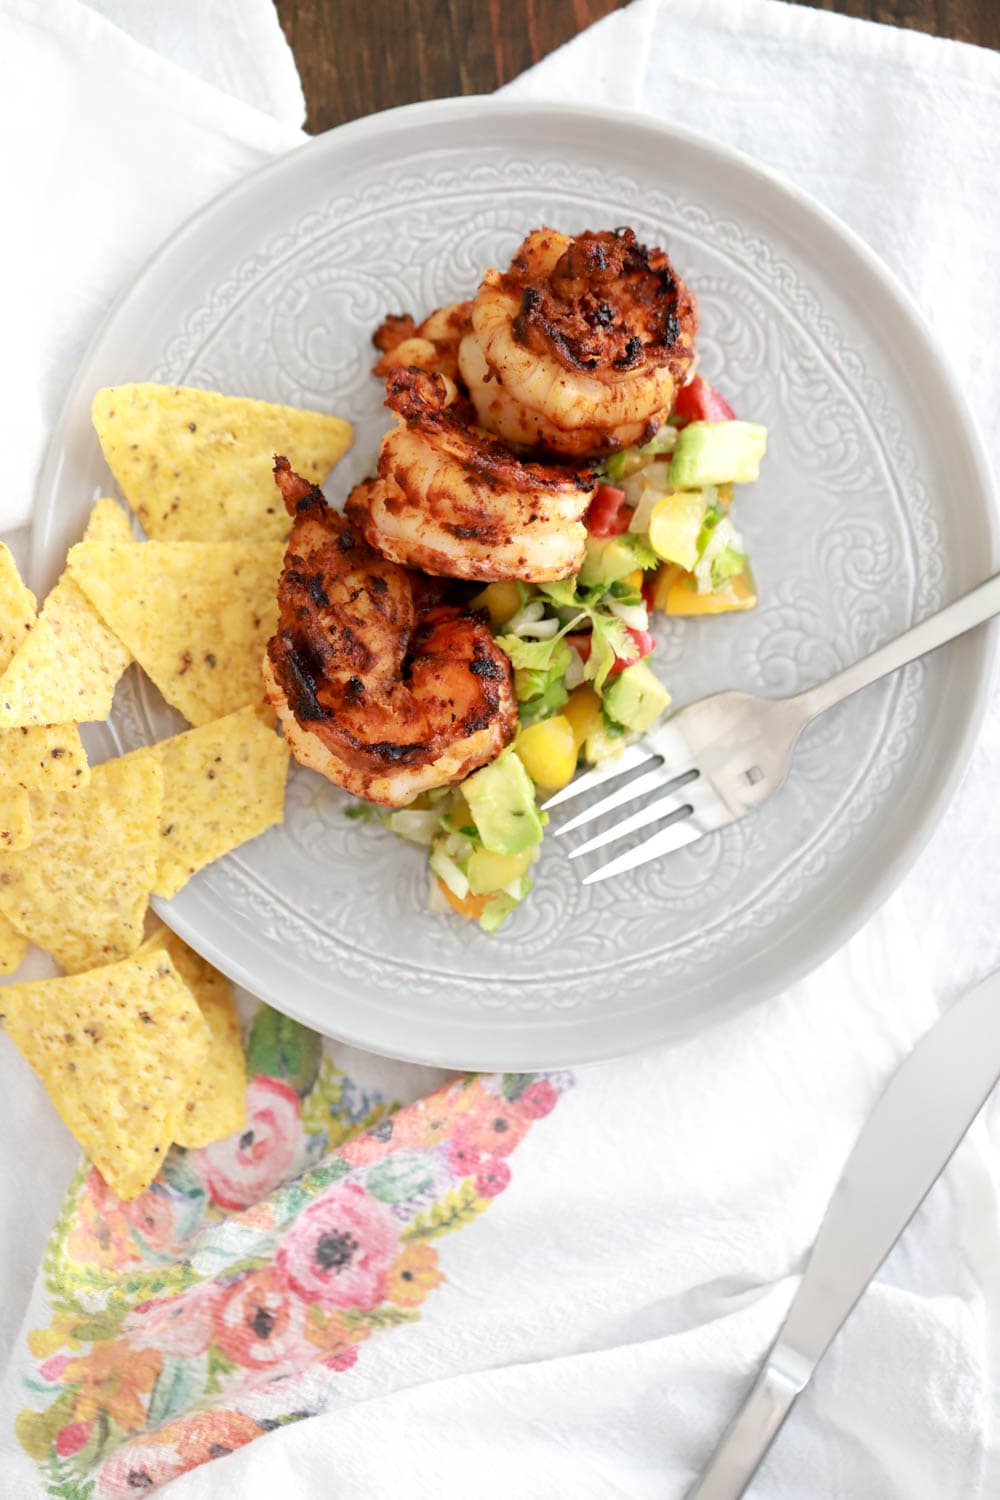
(607, 598, 650, 631)
(427, 874, 452, 913)
(508, 598, 545, 630)
(564, 646, 587, 690)
(514, 617, 560, 640)
(388, 809, 441, 846)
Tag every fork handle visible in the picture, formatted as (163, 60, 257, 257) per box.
(794, 571, 1000, 721)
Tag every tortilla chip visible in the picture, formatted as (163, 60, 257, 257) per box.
(84, 496, 133, 544)
(142, 927, 246, 1147)
(0, 786, 31, 851)
(67, 540, 282, 726)
(0, 544, 36, 675)
(0, 576, 132, 729)
(0, 947, 211, 1199)
(92, 384, 353, 543)
(152, 706, 289, 898)
(0, 909, 26, 975)
(1, 724, 90, 796)
(0, 748, 162, 972)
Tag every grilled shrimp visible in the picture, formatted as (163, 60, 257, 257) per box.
(372, 301, 473, 383)
(461, 227, 697, 457)
(263, 458, 517, 806)
(347, 367, 596, 583)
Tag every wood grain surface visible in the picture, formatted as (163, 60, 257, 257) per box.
(274, 0, 998, 133)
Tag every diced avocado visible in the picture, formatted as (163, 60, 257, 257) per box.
(710, 545, 747, 588)
(670, 421, 767, 488)
(577, 535, 644, 588)
(603, 660, 671, 734)
(648, 490, 709, 570)
(583, 722, 627, 766)
(461, 748, 543, 855)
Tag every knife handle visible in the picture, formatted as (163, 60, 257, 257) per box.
(685, 1342, 813, 1500)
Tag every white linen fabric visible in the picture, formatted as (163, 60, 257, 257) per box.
(2, 1, 999, 1495)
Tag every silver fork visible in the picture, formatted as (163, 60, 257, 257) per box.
(544, 572, 1000, 884)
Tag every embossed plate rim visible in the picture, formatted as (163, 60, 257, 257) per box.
(31, 98, 998, 1069)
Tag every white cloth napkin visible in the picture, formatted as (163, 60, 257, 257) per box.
(3, 1, 1000, 1497)
(0, 0, 304, 539)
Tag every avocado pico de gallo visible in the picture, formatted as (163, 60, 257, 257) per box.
(356, 376, 767, 930)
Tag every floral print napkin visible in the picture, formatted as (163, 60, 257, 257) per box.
(14, 1006, 570, 1497)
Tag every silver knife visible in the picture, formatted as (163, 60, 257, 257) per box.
(686, 966, 1000, 1500)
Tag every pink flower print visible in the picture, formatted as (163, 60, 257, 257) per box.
(174, 1409, 264, 1467)
(97, 1439, 180, 1497)
(54, 1421, 91, 1457)
(475, 1158, 511, 1197)
(278, 1182, 399, 1311)
(67, 1169, 138, 1270)
(214, 1267, 310, 1375)
(324, 1344, 359, 1372)
(120, 1185, 187, 1255)
(123, 1281, 225, 1358)
(97, 1412, 262, 1498)
(517, 1078, 559, 1118)
(192, 1077, 303, 1210)
(455, 1093, 528, 1159)
(338, 1114, 398, 1167)
(447, 1136, 480, 1176)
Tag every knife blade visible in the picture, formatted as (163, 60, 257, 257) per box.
(686, 965, 1000, 1500)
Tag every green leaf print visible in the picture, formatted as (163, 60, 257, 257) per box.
(245, 1007, 322, 1096)
(366, 1153, 435, 1204)
(146, 1353, 206, 1428)
(402, 1180, 490, 1241)
(204, 1342, 238, 1396)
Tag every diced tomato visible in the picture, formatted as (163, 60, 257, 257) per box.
(671, 375, 736, 426)
(566, 627, 655, 676)
(616, 627, 656, 672)
(586, 484, 631, 537)
(641, 575, 657, 611)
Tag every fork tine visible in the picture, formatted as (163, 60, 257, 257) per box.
(568, 782, 697, 858)
(539, 741, 658, 811)
(556, 764, 697, 837)
(581, 814, 709, 884)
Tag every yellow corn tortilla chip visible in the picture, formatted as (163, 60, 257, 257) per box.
(92, 384, 353, 543)
(84, 496, 133, 544)
(152, 706, 290, 898)
(0, 748, 163, 972)
(0, 908, 26, 975)
(142, 927, 246, 1147)
(67, 540, 282, 726)
(0, 947, 212, 1199)
(0, 786, 31, 851)
(1, 724, 90, 796)
(0, 576, 132, 729)
(0, 544, 36, 675)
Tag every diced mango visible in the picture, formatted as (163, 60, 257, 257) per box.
(562, 685, 603, 751)
(438, 879, 489, 920)
(623, 568, 645, 591)
(648, 491, 708, 570)
(514, 714, 577, 792)
(470, 581, 523, 629)
(467, 846, 533, 896)
(652, 563, 757, 615)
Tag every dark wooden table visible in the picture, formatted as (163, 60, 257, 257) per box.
(276, 0, 997, 133)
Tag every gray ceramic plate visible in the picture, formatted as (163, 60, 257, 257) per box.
(32, 99, 996, 1070)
